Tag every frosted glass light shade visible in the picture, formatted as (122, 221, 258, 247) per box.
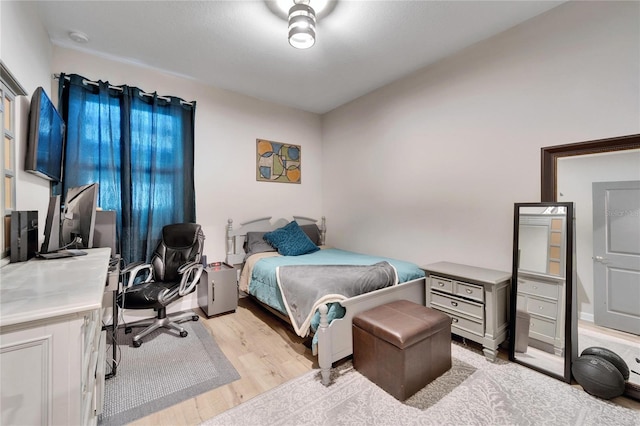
(288, 4, 316, 49)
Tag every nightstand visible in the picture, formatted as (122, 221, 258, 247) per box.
(198, 262, 238, 317)
(421, 261, 511, 362)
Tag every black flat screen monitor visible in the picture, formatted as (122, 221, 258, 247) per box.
(40, 195, 61, 253)
(25, 87, 66, 182)
(61, 183, 98, 249)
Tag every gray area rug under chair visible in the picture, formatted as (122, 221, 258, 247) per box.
(203, 342, 640, 426)
(99, 320, 239, 426)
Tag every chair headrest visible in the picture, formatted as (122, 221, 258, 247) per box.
(161, 223, 203, 248)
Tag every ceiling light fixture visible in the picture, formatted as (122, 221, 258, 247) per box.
(288, 0, 316, 49)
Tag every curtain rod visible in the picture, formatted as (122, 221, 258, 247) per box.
(52, 73, 193, 106)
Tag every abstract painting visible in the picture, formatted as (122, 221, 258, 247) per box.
(256, 139, 301, 184)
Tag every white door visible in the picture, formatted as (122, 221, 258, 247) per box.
(592, 180, 640, 335)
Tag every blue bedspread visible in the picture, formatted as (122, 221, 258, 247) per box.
(247, 248, 425, 335)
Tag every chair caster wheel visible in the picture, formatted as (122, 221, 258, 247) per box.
(180, 331, 188, 338)
(125, 327, 132, 334)
(133, 340, 142, 348)
(192, 315, 199, 321)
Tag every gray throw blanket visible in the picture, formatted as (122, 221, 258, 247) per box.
(275, 261, 398, 336)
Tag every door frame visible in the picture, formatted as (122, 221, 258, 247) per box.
(541, 134, 640, 202)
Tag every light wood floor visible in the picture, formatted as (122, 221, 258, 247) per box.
(129, 296, 316, 425)
(129, 298, 639, 425)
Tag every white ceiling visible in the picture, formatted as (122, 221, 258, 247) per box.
(35, 0, 566, 114)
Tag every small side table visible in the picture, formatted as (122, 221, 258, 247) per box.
(198, 262, 238, 317)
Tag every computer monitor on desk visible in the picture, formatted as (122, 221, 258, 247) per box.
(60, 183, 98, 249)
(39, 183, 99, 257)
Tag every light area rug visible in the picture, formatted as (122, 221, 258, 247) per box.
(203, 343, 640, 426)
(99, 320, 239, 426)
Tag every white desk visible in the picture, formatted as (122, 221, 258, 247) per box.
(0, 248, 111, 425)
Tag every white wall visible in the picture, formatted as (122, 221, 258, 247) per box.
(4, 0, 324, 264)
(50, 47, 323, 263)
(50, 47, 323, 317)
(321, 1, 640, 273)
(5, 1, 639, 317)
(1, 1, 55, 246)
(4, 2, 322, 316)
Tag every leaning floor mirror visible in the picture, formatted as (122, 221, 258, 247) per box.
(510, 202, 577, 382)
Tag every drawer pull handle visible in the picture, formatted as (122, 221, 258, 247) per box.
(533, 286, 538, 290)
(451, 301, 458, 307)
(465, 289, 473, 294)
(452, 318, 459, 323)
(538, 306, 544, 310)
(438, 282, 445, 287)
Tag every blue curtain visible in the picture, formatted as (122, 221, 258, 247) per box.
(58, 73, 196, 263)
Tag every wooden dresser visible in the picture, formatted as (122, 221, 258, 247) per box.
(421, 262, 511, 361)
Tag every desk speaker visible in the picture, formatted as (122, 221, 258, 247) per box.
(10, 210, 38, 263)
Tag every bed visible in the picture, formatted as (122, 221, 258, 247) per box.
(226, 216, 426, 385)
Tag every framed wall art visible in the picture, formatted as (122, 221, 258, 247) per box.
(256, 139, 301, 184)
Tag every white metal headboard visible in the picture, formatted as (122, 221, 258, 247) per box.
(225, 216, 326, 265)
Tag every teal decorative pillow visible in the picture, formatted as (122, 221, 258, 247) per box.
(264, 221, 320, 256)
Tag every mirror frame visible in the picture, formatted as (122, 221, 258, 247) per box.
(509, 202, 576, 383)
(540, 133, 640, 395)
(541, 134, 640, 202)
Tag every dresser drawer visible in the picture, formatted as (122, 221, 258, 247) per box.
(526, 297, 558, 320)
(431, 291, 483, 320)
(529, 315, 557, 343)
(450, 314, 484, 337)
(517, 277, 559, 300)
(430, 276, 453, 294)
(454, 281, 484, 303)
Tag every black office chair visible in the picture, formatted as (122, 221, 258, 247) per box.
(117, 223, 205, 347)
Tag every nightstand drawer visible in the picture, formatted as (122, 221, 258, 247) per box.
(526, 297, 558, 320)
(431, 291, 483, 320)
(429, 276, 453, 293)
(454, 281, 484, 303)
(529, 315, 557, 343)
(449, 313, 484, 337)
(517, 277, 559, 300)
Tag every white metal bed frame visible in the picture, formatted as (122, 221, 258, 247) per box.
(226, 216, 426, 385)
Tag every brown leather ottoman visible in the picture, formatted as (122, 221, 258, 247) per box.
(352, 299, 451, 400)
